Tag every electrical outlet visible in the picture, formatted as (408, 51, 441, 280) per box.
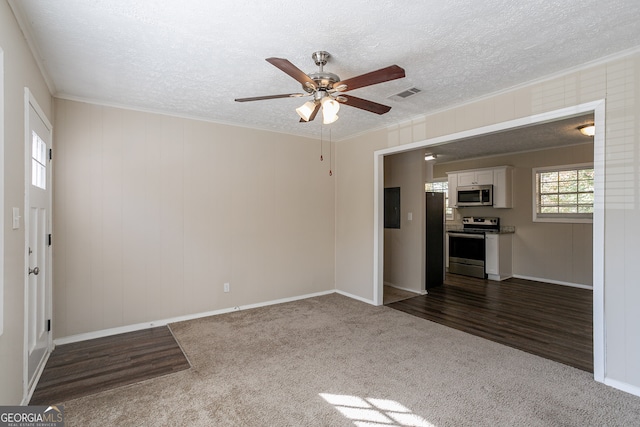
(224, 282, 230, 293)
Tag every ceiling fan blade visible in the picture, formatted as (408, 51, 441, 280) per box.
(300, 103, 321, 122)
(339, 95, 392, 115)
(266, 57, 317, 90)
(334, 65, 405, 92)
(235, 93, 305, 102)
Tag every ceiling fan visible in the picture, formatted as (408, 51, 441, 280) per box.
(234, 51, 406, 124)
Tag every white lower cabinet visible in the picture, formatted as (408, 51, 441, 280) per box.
(485, 233, 513, 281)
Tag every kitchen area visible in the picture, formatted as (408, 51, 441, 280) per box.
(437, 146, 593, 289)
(382, 122, 595, 371)
(447, 216, 514, 282)
(445, 165, 516, 283)
(383, 116, 595, 295)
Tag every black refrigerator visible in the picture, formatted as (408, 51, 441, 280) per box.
(425, 192, 445, 289)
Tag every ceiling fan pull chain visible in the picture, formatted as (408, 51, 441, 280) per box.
(329, 128, 333, 177)
(320, 124, 324, 161)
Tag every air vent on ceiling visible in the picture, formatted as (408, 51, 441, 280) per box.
(388, 87, 422, 102)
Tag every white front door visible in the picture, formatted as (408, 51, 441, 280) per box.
(25, 91, 52, 392)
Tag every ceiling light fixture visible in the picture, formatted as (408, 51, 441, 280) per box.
(235, 51, 405, 125)
(296, 101, 317, 122)
(578, 124, 595, 137)
(424, 153, 437, 161)
(296, 94, 341, 124)
(321, 97, 340, 124)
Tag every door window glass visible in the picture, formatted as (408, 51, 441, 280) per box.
(32, 131, 47, 189)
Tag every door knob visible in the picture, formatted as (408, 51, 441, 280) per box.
(29, 266, 40, 276)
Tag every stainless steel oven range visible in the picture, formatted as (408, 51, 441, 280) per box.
(448, 216, 500, 279)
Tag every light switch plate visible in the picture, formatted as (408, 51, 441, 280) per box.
(12, 207, 20, 230)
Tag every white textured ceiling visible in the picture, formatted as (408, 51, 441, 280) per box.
(423, 113, 595, 163)
(10, 0, 640, 142)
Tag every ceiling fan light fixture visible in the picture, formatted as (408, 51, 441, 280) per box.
(236, 52, 405, 124)
(321, 97, 340, 124)
(323, 113, 339, 125)
(296, 101, 317, 121)
(578, 123, 595, 137)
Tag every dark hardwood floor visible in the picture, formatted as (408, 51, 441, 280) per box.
(30, 326, 191, 405)
(388, 273, 593, 372)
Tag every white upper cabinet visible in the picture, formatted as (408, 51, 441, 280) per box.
(457, 169, 494, 186)
(448, 173, 458, 208)
(492, 166, 513, 208)
(447, 165, 513, 208)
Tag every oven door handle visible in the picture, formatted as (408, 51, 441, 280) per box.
(448, 232, 485, 239)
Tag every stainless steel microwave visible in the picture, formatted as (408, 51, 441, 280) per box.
(457, 185, 493, 207)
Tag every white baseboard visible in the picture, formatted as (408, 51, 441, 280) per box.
(512, 274, 593, 290)
(604, 377, 640, 398)
(383, 282, 426, 295)
(335, 289, 375, 305)
(487, 274, 513, 282)
(54, 289, 335, 345)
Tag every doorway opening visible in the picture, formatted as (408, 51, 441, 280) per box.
(374, 100, 605, 382)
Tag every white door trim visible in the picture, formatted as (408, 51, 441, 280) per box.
(23, 87, 54, 404)
(0, 48, 5, 337)
(373, 100, 606, 384)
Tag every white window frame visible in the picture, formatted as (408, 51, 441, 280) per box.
(31, 130, 47, 189)
(532, 162, 594, 223)
(425, 179, 453, 220)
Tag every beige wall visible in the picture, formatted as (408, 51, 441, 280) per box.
(3, 0, 639, 403)
(53, 99, 335, 338)
(383, 150, 426, 292)
(0, 1, 53, 405)
(434, 143, 594, 286)
(335, 130, 387, 300)
(335, 53, 640, 391)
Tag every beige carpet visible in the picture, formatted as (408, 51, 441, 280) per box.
(60, 294, 640, 426)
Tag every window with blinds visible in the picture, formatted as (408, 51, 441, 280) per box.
(533, 164, 593, 223)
